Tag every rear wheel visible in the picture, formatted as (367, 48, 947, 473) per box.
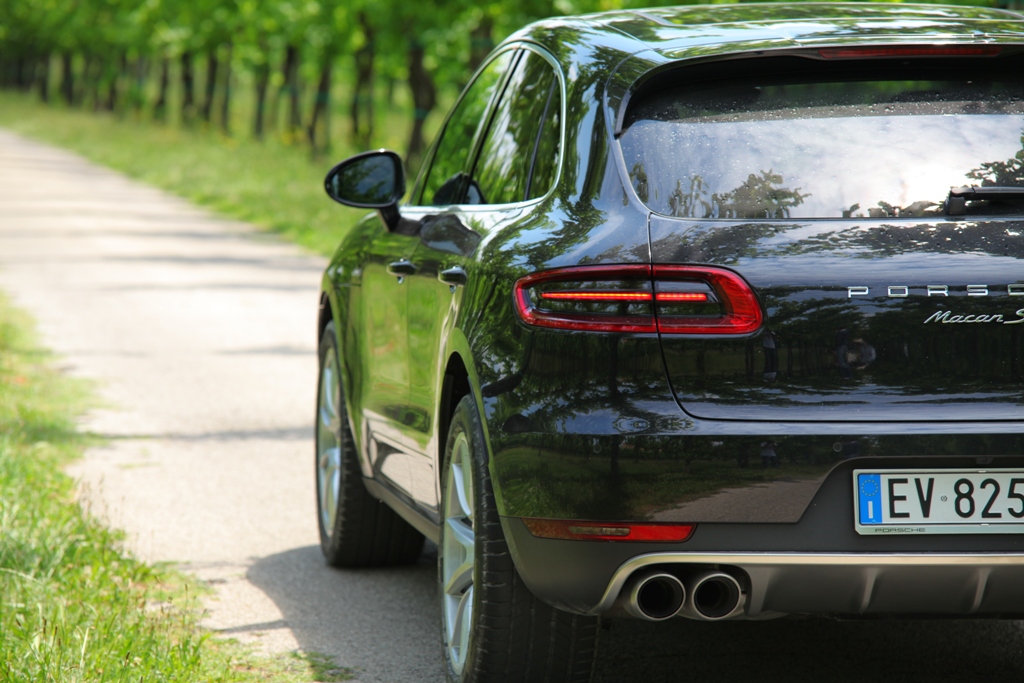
(439, 396, 599, 683)
(316, 321, 423, 567)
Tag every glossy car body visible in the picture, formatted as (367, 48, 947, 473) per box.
(318, 1, 1024, 644)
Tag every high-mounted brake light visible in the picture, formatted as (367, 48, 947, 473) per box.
(522, 518, 696, 543)
(818, 45, 1002, 60)
(513, 264, 763, 335)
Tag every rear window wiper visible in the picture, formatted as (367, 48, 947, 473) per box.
(945, 186, 1024, 216)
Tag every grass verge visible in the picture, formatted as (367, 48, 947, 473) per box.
(0, 293, 350, 682)
(0, 91, 378, 256)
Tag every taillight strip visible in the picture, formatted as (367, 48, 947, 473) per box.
(540, 291, 652, 302)
(655, 292, 708, 302)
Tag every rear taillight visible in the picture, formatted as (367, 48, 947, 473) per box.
(513, 265, 657, 333)
(653, 266, 763, 335)
(522, 518, 695, 542)
(513, 265, 762, 335)
(818, 45, 1002, 60)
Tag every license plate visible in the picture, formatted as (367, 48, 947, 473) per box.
(853, 469, 1024, 535)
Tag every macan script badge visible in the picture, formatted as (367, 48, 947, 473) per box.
(923, 309, 1024, 325)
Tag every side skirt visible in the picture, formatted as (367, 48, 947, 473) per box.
(363, 476, 441, 544)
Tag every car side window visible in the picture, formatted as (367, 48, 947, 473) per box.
(471, 50, 562, 205)
(420, 50, 518, 206)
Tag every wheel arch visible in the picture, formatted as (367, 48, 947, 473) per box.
(438, 353, 472, 477)
(317, 289, 333, 342)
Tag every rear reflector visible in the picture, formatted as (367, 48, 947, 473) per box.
(523, 518, 696, 543)
(513, 264, 762, 335)
(818, 45, 1002, 60)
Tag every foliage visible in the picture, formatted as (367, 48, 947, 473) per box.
(0, 0, 1002, 163)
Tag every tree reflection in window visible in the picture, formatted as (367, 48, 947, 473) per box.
(967, 131, 1024, 188)
(658, 168, 808, 219)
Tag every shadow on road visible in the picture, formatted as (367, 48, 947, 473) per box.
(250, 544, 1024, 682)
(594, 614, 1024, 682)
(247, 544, 445, 683)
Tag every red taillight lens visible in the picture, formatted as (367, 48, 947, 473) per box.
(513, 265, 657, 333)
(818, 45, 1002, 60)
(513, 265, 762, 335)
(522, 518, 695, 542)
(654, 266, 763, 335)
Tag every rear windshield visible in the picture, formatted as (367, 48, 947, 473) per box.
(620, 57, 1024, 219)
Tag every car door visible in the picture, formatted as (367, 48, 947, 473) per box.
(404, 46, 565, 513)
(358, 223, 420, 494)
(364, 47, 520, 508)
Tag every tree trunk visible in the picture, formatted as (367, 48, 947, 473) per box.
(351, 12, 375, 149)
(285, 44, 302, 137)
(219, 42, 233, 135)
(154, 56, 170, 121)
(406, 40, 436, 173)
(60, 52, 74, 105)
(132, 56, 147, 113)
(253, 54, 270, 139)
(201, 48, 218, 122)
(271, 44, 300, 138)
(105, 51, 127, 111)
(14, 56, 33, 90)
(181, 51, 195, 124)
(37, 55, 50, 103)
(307, 54, 332, 157)
(83, 55, 99, 109)
(469, 16, 494, 74)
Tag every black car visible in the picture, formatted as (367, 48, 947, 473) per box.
(316, 4, 1024, 681)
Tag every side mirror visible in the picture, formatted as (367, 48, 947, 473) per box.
(324, 150, 406, 229)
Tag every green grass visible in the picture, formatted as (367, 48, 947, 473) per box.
(0, 293, 350, 682)
(0, 91, 380, 256)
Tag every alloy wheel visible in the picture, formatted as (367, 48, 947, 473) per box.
(317, 346, 342, 539)
(442, 430, 476, 676)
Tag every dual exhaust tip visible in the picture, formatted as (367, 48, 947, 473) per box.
(624, 569, 743, 621)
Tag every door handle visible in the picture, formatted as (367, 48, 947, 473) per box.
(387, 259, 417, 277)
(438, 266, 468, 287)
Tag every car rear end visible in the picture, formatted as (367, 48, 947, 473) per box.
(501, 10, 1024, 623)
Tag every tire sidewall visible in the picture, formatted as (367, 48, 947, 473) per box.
(439, 395, 490, 683)
(316, 321, 345, 555)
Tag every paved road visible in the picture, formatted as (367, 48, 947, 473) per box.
(2, 129, 1023, 683)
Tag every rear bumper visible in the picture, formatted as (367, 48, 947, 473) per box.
(596, 551, 1024, 618)
(503, 507, 1024, 618)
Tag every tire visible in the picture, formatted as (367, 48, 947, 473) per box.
(316, 321, 424, 567)
(439, 396, 599, 683)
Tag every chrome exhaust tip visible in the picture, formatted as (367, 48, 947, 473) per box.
(623, 570, 686, 621)
(686, 571, 744, 620)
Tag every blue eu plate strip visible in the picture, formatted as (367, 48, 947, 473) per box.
(858, 474, 882, 525)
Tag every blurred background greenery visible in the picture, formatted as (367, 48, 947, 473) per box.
(0, 0, 1020, 252)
